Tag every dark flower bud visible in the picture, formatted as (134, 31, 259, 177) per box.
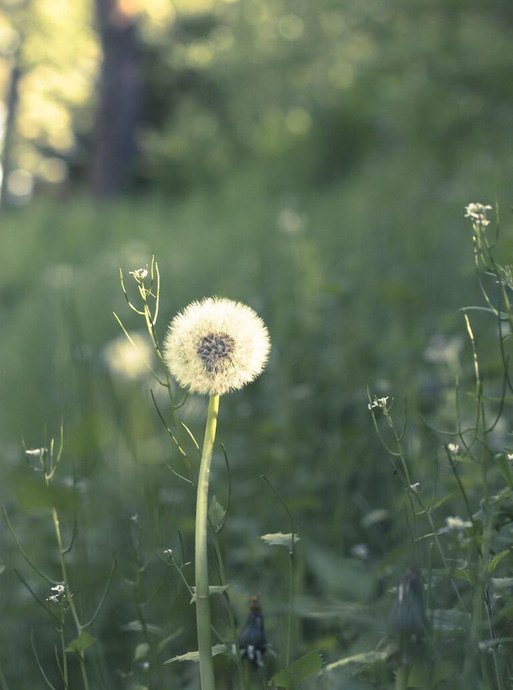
(389, 565, 429, 659)
(238, 595, 267, 668)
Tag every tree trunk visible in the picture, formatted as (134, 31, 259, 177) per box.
(92, 0, 144, 198)
(0, 60, 22, 209)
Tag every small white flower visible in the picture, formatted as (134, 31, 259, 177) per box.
(445, 516, 472, 531)
(447, 443, 460, 455)
(367, 396, 389, 411)
(350, 543, 370, 560)
(464, 203, 492, 227)
(25, 448, 47, 458)
(163, 297, 271, 396)
(409, 482, 421, 494)
(129, 268, 148, 281)
(47, 583, 65, 603)
(103, 332, 153, 381)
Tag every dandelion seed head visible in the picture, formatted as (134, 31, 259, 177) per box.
(164, 297, 270, 396)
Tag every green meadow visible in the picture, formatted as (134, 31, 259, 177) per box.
(2, 152, 513, 689)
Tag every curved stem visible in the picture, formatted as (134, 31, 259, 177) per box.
(195, 394, 220, 690)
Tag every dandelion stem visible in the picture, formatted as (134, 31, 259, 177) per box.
(195, 394, 220, 690)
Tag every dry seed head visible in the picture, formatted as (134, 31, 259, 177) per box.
(163, 297, 270, 396)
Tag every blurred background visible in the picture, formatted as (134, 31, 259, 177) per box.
(1, 0, 513, 688)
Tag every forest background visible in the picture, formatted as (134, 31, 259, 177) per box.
(1, 1, 513, 689)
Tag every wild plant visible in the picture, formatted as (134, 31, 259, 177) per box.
(3, 431, 116, 690)
(324, 203, 513, 689)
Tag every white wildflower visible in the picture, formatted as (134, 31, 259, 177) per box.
(447, 443, 460, 455)
(103, 332, 153, 381)
(129, 268, 148, 281)
(409, 482, 421, 494)
(350, 543, 370, 560)
(25, 448, 47, 459)
(464, 203, 493, 227)
(47, 584, 65, 603)
(163, 297, 270, 396)
(445, 516, 472, 531)
(367, 396, 389, 411)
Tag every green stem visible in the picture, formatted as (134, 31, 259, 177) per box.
(195, 394, 220, 690)
(210, 533, 247, 690)
(395, 665, 409, 690)
(51, 506, 90, 690)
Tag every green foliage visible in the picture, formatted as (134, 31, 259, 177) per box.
(272, 650, 323, 689)
(65, 632, 96, 655)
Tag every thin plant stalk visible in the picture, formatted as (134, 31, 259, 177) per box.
(50, 505, 90, 690)
(195, 394, 220, 690)
(209, 532, 247, 690)
(261, 475, 296, 668)
(395, 665, 409, 690)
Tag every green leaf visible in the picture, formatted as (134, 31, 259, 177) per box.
(260, 532, 300, 550)
(189, 584, 232, 603)
(491, 577, 513, 593)
(164, 644, 228, 664)
(408, 660, 455, 686)
(120, 620, 163, 635)
(496, 455, 513, 489)
(65, 631, 96, 654)
(487, 548, 512, 574)
(272, 650, 323, 688)
(134, 643, 150, 661)
(208, 495, 226, 532)
(14, 475, 76, 513)
(325, 650, 388, 672)
(156, 628, 183, 654)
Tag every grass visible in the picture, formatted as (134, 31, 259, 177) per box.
(1, 156, 513, 689)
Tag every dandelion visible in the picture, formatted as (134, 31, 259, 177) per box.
(163, 297, 270, 396)
(163, 296, 270, 690)
(464, 203, 493, 227)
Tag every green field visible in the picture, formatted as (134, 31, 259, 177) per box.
(1, 155, 513, 690)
